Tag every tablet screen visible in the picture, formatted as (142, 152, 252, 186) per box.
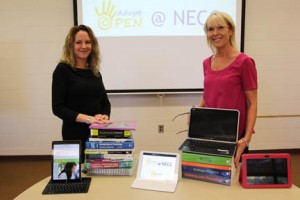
(246, 158, 289, 185)
(52, 142, 81, 182)
(139, 152, 178, 181)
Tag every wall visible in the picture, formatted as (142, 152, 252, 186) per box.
(244, 0, 300, 149)
(0, 0, 299, 155)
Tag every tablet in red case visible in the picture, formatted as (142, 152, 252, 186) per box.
(239, 153, 292, 188)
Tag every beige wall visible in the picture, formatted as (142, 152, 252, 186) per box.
(0, 0, 299, 155)
(244, 0, 300, 149)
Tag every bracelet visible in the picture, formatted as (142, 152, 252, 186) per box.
(241, 138, 249, 147)
(86, 117, 92, 124)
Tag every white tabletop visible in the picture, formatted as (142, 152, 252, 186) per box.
(15, 165, 300, 200)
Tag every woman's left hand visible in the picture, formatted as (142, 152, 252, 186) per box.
(234, 139, 247, 167)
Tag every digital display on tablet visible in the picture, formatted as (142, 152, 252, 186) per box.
(246, 158, 288, 184)
(240, 153, 292, 188)
(51, 141, 81, 182)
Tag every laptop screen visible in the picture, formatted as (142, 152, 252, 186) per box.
(188, 108, 239, 142)
(138, 152, 179, 181)
(51, 141, 81, 182)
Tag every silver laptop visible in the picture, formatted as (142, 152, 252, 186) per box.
(179, 107, 240, 157)
(131, 151, 180, 192)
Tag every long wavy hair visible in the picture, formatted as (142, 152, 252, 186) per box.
(60, 25, 101, 77)
(58, 162, 77, 180)
(204, 11, 237, 53)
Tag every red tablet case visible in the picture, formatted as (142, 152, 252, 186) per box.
(239, 153, 292, 188)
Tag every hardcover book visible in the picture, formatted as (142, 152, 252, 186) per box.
(182, 171, 231, 186)
(89, 121, 137, 130)
(90, 129, 132, 138)
(85, 149, 134, 154)
(181, 152, 232, 166)
(88, 135, 133, 142)
(85, 153, 133, 160)
(182, 165, 231, 178)
(86, 168, 134, 176)
(181, 161, 231, 171)
(181, 153, 236, 186)
(85, 140, 134, 149)
(86, 159, 133, 169)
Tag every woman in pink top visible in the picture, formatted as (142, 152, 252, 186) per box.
(199, 12, 258, 167)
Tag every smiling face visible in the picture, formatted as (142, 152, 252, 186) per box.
(206, 18, 232, 49)
(204, 12, 236, 52)
(73, 30, 92, 66)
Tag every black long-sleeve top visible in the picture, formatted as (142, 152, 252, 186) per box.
(52, 63, 111, 142)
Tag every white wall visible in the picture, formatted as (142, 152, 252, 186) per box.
(244, 0, 300, 149)
(0, 0, 299, 155)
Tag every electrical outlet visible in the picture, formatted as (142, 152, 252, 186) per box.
(158, 125, 164, 133)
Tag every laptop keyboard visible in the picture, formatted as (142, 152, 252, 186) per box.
(187, 139, 235, 150)
(42, 178, 91, 194)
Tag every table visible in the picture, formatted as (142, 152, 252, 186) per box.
(15, 165, 300, 200)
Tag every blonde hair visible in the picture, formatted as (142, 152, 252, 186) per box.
(60, 25, 101, 77)
(204, 11, 237, 52)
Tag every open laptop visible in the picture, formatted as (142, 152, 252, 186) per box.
(42, 140, 91, 194)
(239, 153, 292, 188)
(131, 151, 180, 192)
(179, 107, 240, 157)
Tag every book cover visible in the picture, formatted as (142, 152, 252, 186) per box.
(181, 152, 233, 166)
(88, 135, 133, 142)
(85, 153, 133, 160)
(181, 165, 231, 178)
(89, 121, 137, 131)
(90, 129, 132, 138)
(85, 140, 134, 149)
(86, 168, 134, 176)
(182, 171, 231, 186)
(85, 149, 134, 154)
(181, 161, 231, 171)
(86, 159, 133, 169)
(85, 149, 133, 155)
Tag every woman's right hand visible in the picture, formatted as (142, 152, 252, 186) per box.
(94, 114, 112, 124)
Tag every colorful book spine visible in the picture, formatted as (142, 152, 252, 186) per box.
(85, 141, 134, 149)
(181, 152, 232, 166)
(85, 149, 134, 154)
(90, 129, 132, 138)
(86, 159, 133, 169)
(182, 171, 231, 186)
(182, 165, 231, 178)
(88, 136, 133, 142)
(85, 153, 133, 160)
(181, 161, 231, 171)
(86, 168, 134, 176)
(89, 121, 136, 130)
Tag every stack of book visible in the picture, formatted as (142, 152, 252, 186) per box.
(84, 121, 136, 176)
(181, 152, 235, 186)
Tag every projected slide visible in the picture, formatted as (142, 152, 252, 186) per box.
(80, 0, 236, 37)
(75, 0, 244, 92)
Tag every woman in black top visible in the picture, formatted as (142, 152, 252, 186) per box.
(52, 25, 111, 162)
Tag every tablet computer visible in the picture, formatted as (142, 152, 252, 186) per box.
(42, 140, 91, 194)
(240, 153, 292, 188)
